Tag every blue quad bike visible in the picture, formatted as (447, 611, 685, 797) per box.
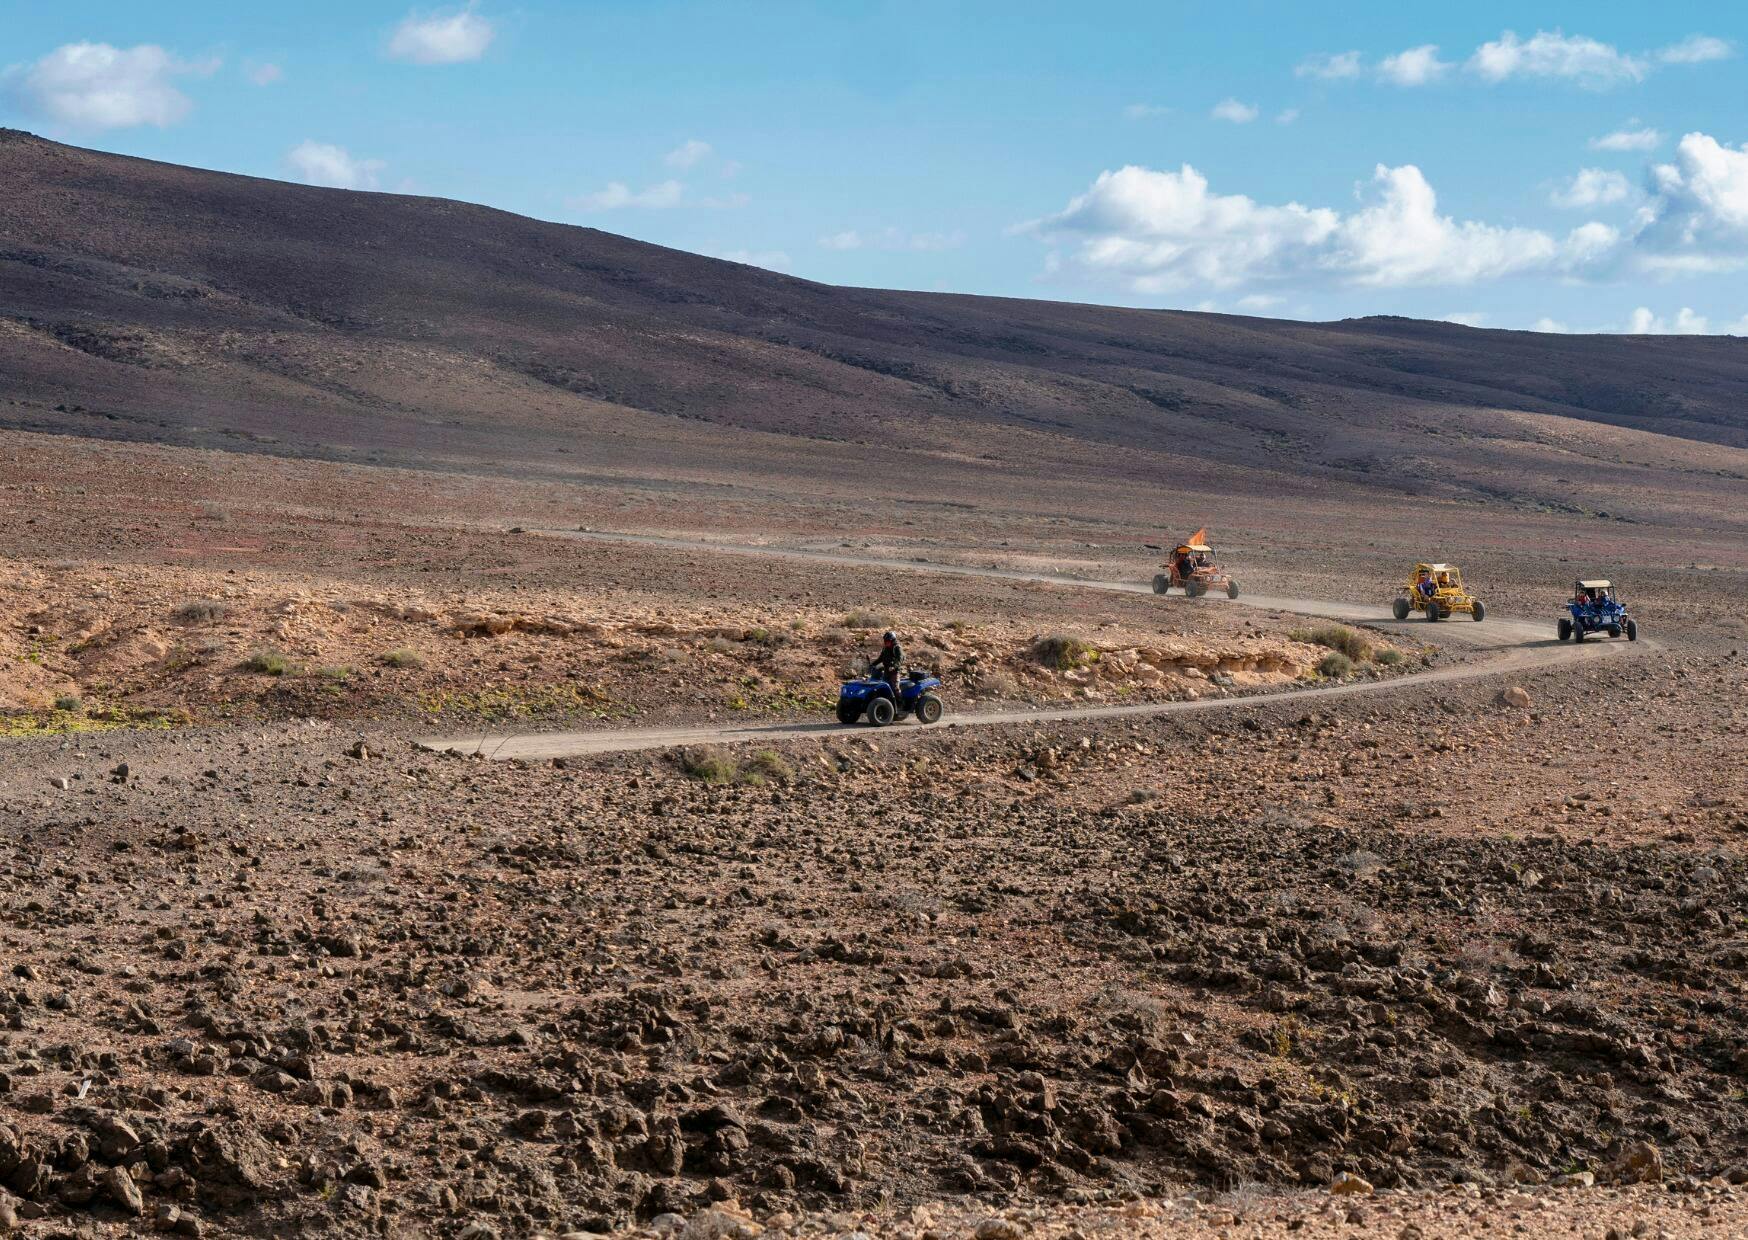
(1558, 578, 1638, 643)
(836, 667, 945, 727)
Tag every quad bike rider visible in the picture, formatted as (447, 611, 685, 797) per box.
(1152, 528, 1240, 599)
(870, 630, 902, 694)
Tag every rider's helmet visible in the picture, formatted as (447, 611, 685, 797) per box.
(882, 630, 896, 646)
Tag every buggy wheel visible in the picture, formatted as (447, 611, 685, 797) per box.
(1186, 581, 1207, 599)
(866, 697, 895, 727)
(1152, 574, 1171, 595)
(1425, 604, 1441, 621)
(1226, 579, 1240, 600)
(1607, 623, 1621, 639)
(836, 701, 860, 725)
(915, 694, 943, 725)
(1392, 597, 1410, 621)
(1471, 600, 1485, 623)
(1625, 619, 1638, 642)
(1557, 618, 1572, 642)
(1573, 626, 1585, 643)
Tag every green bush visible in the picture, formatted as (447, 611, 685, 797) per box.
(1290, 625, 1372, 662)
(679, 746, 738, 785)
(742, 749, 794, 784)
(1031, 634, 1093, 670)
(173, 599, 230, 624)
(1373, 648, 1403, 666)
(841, 609, 893, 630)
(1316, 651, 1354, 679)
(52, 694, 82, 713)
(383, 648, 426, 669)
(244, 649, 295, 676)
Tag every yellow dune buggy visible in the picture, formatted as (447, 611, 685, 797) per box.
(1392, 562, 1485, 622)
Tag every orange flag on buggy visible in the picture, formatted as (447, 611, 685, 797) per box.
(1187, 527, 1208, 547)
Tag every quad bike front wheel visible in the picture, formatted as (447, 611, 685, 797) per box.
(915, 694, 943, 725)
(1471, 600, 1486, 622)
(1226, 580, 1240, 600)
(1392, 597, 1410, 621)
(1152, 574, 1171, 595)
(1626, 619, 1638, 641)
(866, 697, 896, 727)
(836, 701, 860, 725)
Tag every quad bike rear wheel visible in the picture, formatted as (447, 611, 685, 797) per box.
(1557, 618, 1572, 641)
(915, 694, 943, 725)
(1152, 574, 1171, 595)
(1226, 580, 1240, 599)
(1626, 618, 1638, 641)
(1392, 597, 1410, 621)
(1471, 600, 1486, 622)
(866, 697, 896, 727)
(836, 701, 860, 725)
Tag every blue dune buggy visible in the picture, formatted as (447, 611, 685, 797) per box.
(1558, 578, 1637, 643)
(836, 667, 945, 727)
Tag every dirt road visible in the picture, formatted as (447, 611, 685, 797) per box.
(418, 530, 1635, 759)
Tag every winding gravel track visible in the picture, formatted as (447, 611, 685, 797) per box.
(419, 531, 1638, 760)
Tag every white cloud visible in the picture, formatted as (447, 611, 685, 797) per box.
(1551, 168, 1632, 208)
(1379, 45, 1451, 86)
(2, 42, 215, 129)
(571, 179, 685, 210)
(716, 249, 792, 271)
(1296, 51, 1361, 80)
(1531, 317, 1571, 333)
(1633, 132, 1748, 273)
(1275, 108, 1300, 125)
(1469, 30, 1644, 86)
(1210, 98, 1259, 124)
(245, 61, 283, 86)
(1442, 312, 1488, 327)
(1658, 35, 1732, 65)
(1628, 306, 1709, 334)
(1589, 124, 1661, 152)
(285, 141, 384, 190)
(1124, 103, 1171, 119)
(665, 139, 711, 169)
(1027, 161, 1612, 293)
(388, 5, 494, 64)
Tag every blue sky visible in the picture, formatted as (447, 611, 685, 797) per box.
(3, 1, 1747, 333)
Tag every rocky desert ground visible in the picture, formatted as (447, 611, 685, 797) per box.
(4, 131, 1748, 1239)
(1, 422, 1746, 1240)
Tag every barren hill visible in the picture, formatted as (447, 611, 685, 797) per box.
(3, 128, 1747, 524)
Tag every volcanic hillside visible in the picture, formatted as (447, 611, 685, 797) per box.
(4, 128, 1748, 527)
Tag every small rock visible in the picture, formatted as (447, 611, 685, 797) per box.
(99, 1166, 143, 1216)
(974, 1220, 1025, 1240)
(1498, 685, 1532, 709)
(1616, 1140, 1663, 1184)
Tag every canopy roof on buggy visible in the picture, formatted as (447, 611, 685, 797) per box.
(1177, 543, 1213, 554)
(1415, 562, 1455, 573)
(1578, 579, 1612, 590)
